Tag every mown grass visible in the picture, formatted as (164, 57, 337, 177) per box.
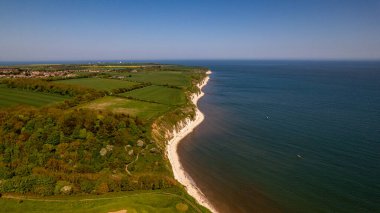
(80, 96, 170, 121)
(0, 84, 68, 108)
(55, 78, 139, 91)
(0, 189, 206, 213)
(115, 71, 192, 87)
(119, 85, 186, 106)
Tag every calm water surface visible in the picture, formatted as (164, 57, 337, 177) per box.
(176, 60, 380, 213)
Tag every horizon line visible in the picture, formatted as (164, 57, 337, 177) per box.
(1, 58, 380, 63)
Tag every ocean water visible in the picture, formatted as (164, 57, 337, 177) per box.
(175, 60, 380, 213)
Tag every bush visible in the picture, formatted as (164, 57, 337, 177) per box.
(0, 167, 14, 179)
(15, 165, 31, 176)
(33, 184, 54, 196)
(0, 175, 53, 195)
(95, 182, 109, 194)
(79, 179, 95, 193)
(46, 130, 61, 145)
(120, 176, 136, 191)
(107, 179, 120, 192)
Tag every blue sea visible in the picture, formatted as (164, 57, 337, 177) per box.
(175, 60, 380, 213)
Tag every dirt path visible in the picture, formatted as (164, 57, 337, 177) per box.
(125, 152, 139, 175)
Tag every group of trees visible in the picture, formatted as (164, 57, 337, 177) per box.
(110, 82, 151, 94)
(0, 107, 173, 196)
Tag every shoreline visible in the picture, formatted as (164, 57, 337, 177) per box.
(166, 71, 218, 213)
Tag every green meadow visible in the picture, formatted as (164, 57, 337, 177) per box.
(80, 96, 170, 121)
(119, 85, 187, 106)
(0, 190, 205, 213)
(0, 84, 68, 108)
(115, 71, 192, 87)
(56, 78, 139, 91)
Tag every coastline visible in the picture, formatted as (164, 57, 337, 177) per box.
(166, 71, 218, 213)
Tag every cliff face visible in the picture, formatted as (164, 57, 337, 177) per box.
(151, 106, 195, 154)
(167, 118, 193, 138)
(150, 75, 206, 157)
(151, 74, 215, 213)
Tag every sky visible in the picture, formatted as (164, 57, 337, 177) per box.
(0, 0, 380, 61)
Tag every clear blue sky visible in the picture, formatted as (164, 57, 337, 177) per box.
(1, 0, 379, 61)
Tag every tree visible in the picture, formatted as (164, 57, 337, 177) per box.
(46, 130, 60, 145)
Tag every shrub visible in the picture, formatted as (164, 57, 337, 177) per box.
(15, 165, 31, 176)
(95, 182, 109, 194)
(79, 179, 95, 193)
(0, 167, 14, 179)
(33, 184, 54, 196)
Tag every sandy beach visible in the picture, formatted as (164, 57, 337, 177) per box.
(166, 71, 218, 213)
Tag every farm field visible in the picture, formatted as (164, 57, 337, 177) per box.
(81, 65, 143, 69)
(0, 84, 68, 108)
(80, 96, 170, 120)
(115, 71, 192, 87)
(55, 78, 139, 91)
(119, 85, 187, 105)
(0, 190, 203, 213)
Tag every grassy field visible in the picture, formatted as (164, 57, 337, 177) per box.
(119, 85, 187, 106)
(81, 65, 143, 68)
(0, 190, 206, 213)
(0, 84, 68, 108)
(80, 96, 170, 120)
(56, 78, 139, 91)
(115, 71, 192, 87)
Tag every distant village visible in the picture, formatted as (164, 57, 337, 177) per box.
(0, 68, 101, 78)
